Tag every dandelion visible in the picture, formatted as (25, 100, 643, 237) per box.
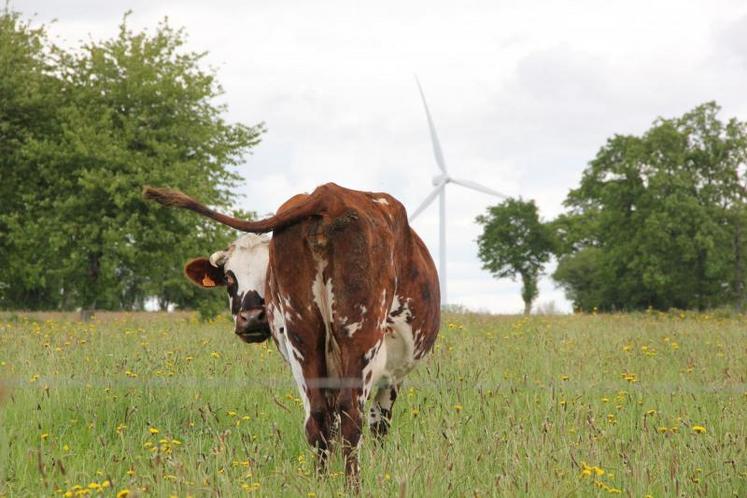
(454, 404, 463, 413)
(40, 433, 49, 440)
(149, 427, 160, 435)
(621, 372, 638, 383)
(692, 425, 706, 434)
(116, 490, 130, 498)
(211, 351, 221, 359)
(560, 375, 569, 381)
(645, 409, 656, 416)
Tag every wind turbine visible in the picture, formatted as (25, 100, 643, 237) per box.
(409, 77, 509, 306)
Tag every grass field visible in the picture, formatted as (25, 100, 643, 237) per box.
(0, 310, 745, 497)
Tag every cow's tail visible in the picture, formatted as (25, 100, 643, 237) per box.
(143, 186, 321, 233)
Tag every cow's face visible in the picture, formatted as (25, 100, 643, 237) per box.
(185, 234, 271, 343)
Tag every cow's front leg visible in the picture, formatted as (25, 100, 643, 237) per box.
(369, 382, 400, 440)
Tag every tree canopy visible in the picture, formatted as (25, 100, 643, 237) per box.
(553, 102, 747, 311)
(0, 10, 264, 312)
(476, 198, 554, 314)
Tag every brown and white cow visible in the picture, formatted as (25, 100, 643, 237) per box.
(144, 183, 440, 484)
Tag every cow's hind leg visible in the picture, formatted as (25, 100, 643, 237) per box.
(338, 386, 364, 489)
(305, 388, 333, 474)
(369, 382, 400, 440)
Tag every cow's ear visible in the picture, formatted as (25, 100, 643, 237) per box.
(184, 258, 226, 288)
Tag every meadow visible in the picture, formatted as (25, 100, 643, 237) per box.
(0, 310, 744, 497)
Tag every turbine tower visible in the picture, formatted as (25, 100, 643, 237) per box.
(409, 78, 509, 306)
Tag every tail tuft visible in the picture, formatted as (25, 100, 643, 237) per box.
(143, 186, 194, 208)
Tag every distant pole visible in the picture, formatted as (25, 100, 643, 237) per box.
(439, 188, 447, 306)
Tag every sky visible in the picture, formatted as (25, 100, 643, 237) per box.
(17, 0, 747, 313)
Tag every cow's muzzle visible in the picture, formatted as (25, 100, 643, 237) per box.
(235, 308, 270, 343)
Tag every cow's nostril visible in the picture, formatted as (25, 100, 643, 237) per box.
(257, 310, 266, 322)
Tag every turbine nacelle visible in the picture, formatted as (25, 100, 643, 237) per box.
(432, 174, 449, 186)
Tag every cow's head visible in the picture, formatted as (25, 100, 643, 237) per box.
(185, 234, 271, 343)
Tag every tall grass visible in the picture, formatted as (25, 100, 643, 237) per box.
(0, 311, 745, 497)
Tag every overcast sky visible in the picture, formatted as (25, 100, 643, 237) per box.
(17, 0, 747, 313)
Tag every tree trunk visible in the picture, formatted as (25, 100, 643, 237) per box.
(523, 299, 532, 316)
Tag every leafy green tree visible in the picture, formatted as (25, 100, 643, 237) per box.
(553, 102, 747, 311)
(0, 11, 263, 312)
(0, 9, 65, 309)
(476, 198, 554, 315)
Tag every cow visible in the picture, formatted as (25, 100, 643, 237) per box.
(144, 182, 440, 485)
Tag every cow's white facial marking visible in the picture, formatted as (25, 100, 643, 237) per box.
(221, 233, 270, 304)
(373, 198, 389, 205)
(210, 234, 271, 341)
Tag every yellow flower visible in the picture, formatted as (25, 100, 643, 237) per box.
(40, 433, 49, 440)
(116, 490, 130, 498)
(645, 409, 656, 416)
(621, 372, 638, 383)
(692, 425, 706, 434)
(149, 427, 160, 434)
(453, 404, 463, 413)
(211, 351, 221, 359)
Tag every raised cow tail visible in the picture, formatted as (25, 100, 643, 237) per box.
(143, 186, 321, 233)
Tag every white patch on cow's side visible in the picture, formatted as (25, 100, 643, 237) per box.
(377, 289, 388, 331)
(345, 321, 363, 337)
(267, 301, 289, 363)
(373, 198, 389, 205)
(311, 256, 342, 378)
(383, 296, 418, 381)
(311, 258, 335, 325)
(283, 334, 310, 423)
(359, 340, 387, 411)
(345, 303, 368, 338)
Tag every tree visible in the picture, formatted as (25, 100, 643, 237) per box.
(553, 102, 747, 311)
(0, 10, 264, 312)
(476, 198, 554, 315)
(0, 9, 65, 309)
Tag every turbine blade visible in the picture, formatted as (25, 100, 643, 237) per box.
(409, 182, 446, 221)
(415, 76, 448, 174)
(450, 177, 510, 198)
